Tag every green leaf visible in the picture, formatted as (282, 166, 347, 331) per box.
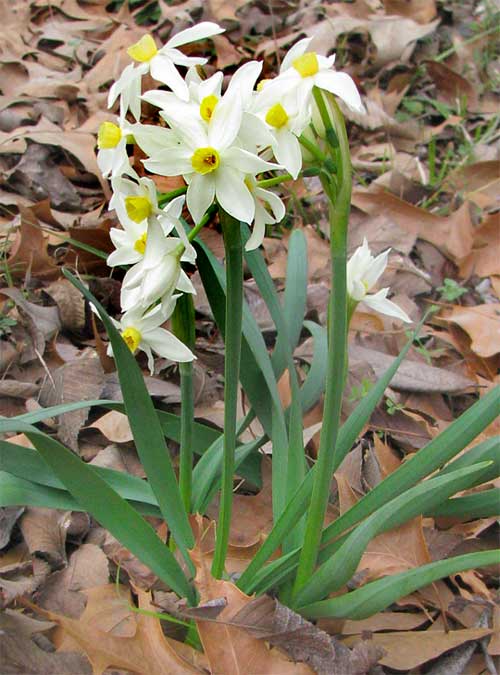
(426, 489, 500, 519)
(0, 422, 195, 602)
(62, 270, 194, 567)
(238, 319, 422, 594)
(298, 321, 327, 412)
(295, 462, 494, 606)
(0, 440, 161, 516)
(299, 550, 500, 619)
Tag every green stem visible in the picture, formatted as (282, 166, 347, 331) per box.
(188, 205, 217, 242)
(292, 93, 352, 598)
(299, 134, 327, 162)
(157, 186, 188, 207)
(211, 211, 243, 579)
(171, 294, 196, 513)
(257, 173, 293, 189)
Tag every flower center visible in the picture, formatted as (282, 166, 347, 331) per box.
(191, 147, 220, 175)
(199, 95, 219, 122)
(127, 34, 158, 63)
(121, 326, 141, 353)
(257, 79, 271, 92)
(134, 231, 148, 255)
(265, 103, 289, 129)
(97, 122, 122, 149)
(292, 52, 319, 78)
(125, 196, 153, 223)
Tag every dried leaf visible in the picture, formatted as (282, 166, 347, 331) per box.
(45, 585, 205, 674)
(445, 304, 500, 358)
(38, 351, 105, 451)
(90, 410, 133, 444)
(0, 507, 25, 549)
(19, 507, 70, 570)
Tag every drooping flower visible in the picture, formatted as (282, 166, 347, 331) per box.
(257, 37, 365, 115)
(347, 239, 411, 322)
(109, 176, 187, 241)
(97, 119, 135, 179)
(244, 176, 285, 250)
(108, 22, 224, 120)
(143, 94, 280, 224)
(110, 301, 195, 373)
(120, 220, 196, 312)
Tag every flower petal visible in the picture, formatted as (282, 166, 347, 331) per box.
(186, 172, 216, 223)
(150, 55, 189, 101)
(143, 146, 193, 176)
(281, 37, 313, 72)
(314, 71, 365, 113)
(254, 186, 286, 222)
(208, 96, 242, 150)
(215, 167, 254, 223)
(245, 215, 266, 251)
(144, 327, 196, 362)
(223, 146, 279, 174)
(363, 289, 412, 323)
(272, 129, 302, 178)
(165, 22, 224, 49)
(363, 248, 389, 290)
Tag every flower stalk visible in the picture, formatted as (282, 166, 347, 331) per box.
(292, 91, 351, 598)
(171, 293, 196, 512)
(211, 210, 243, 578)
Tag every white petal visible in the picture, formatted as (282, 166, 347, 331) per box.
(120, 284, 142, 312)
(281, 37, 313, 72)
(198, 71, 223, 100)
(107, 246, 141, 267)
(208, 96, 242, 150)
(150, 55, 189, 101)
(363, 289, 412, 323)
(163, 48, 207, 68)
(223, 146, 279, 174)
(164, 194, 186, 220)
(245, 216, 266, 251)
(141, 89, 179, 109)
(225, 61, 262, 108)
(237, 112, 274, 152)
(254, 187, 285, 222)
(143, 146, 193, 176)
(215, 167, 254, 224)
(314, 71, 365, 113)
(165, 22, 224, 49)
(177, 269, 196, 294)
(144, 327, 195, 362)
(273, 129, 302, 179)
(186, 173, 216, 223)
(363, 249, 389, 290)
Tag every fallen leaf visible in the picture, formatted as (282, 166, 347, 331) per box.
(345, 628, 493, 670)
(352, 188, 474, 263)
(38, 350, 105, 451)
(37, 544, 109, 619)
(207, 0, 251, 22)
(191, 521, 313, 674)
(0, 507, 25, 549)
(444, 161, 500, 210)
(445, 304, 500, 358)
(425, 60, 478, 107)
(45, 585, 205, 674)
(19, 507, 70, 570)
(90, 410, 133, 443)
(0, 610, 92, 674)
(349, 344, 475, 393)
(383, 0, 437, 24)
(44, 278, 87, 333)
(458, 212, 500, 279)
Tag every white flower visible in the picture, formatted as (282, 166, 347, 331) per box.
(110, 301, 195, 373)
(347, 239, 411, 323)
(252, 93, 309, 178)
(120, 220, 196, 312)
(108, 23, 224, 120)
(109, 176, 186, 240)
(97, 119, 135, 179)
(107, 219, 147, 267)
(143, 94, 280, 224)
(244, 176, 285, 250)
(258, 37, 365, 115)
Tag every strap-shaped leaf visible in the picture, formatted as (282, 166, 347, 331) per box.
(299, 550, 500, 619)
(62, 270, 194, 566)
(0, 421, 195, 602)
(426, 488, 500, 519)
(295, 462, 494, 606)
(0, 441, 160, 516)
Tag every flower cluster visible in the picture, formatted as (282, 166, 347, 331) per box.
(97, 22, 407, 368)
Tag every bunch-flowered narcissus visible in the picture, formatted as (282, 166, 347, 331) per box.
(347, 239, 412, 323)
(99, 21, 372, 366)
(109, 301, 196, 374)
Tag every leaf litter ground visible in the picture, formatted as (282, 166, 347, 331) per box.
(0, 0, 499, 673)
